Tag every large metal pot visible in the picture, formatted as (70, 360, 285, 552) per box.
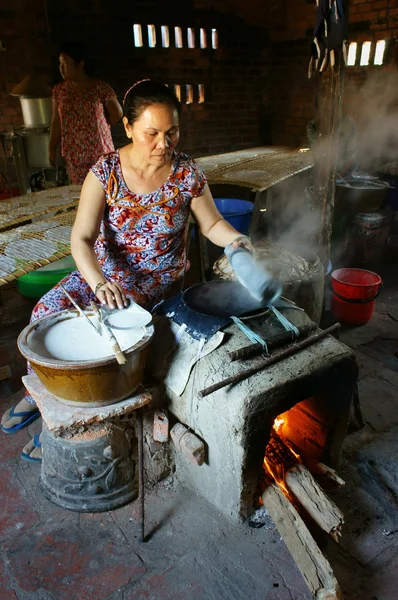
(18, 310, 154, 407)
(19, 97, 52, 128)
(335, 178, 389, 213)
(15, 127, 51, 168)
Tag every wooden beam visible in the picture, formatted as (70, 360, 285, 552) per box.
(262, 483, 343, 599)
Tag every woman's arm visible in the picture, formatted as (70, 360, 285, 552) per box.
(105, 97, 123, 125)
(71, 172, 127, 308)
(48, 99, 61, 168)
(190, 184, 252, 249)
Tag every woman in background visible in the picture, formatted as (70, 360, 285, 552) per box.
(49, 42, 123, 184)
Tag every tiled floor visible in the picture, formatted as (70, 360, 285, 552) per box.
(0, 264, 398, 600)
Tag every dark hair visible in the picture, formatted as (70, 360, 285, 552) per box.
(58, 42, 95, 76)
(123, 80, 181, 125)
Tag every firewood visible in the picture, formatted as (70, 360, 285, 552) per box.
(285, 463, 344, 541)
(308, 461, 345, 488)
(262, 483, 343, 600)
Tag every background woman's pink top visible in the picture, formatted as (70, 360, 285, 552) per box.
(53, 79, 116, 183)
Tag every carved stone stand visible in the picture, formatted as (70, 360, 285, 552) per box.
(23, 373, 151, 514)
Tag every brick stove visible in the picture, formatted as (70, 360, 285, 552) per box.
(160, 309, 357, 522)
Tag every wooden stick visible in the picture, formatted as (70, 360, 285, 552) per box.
(285, 463, 344, 542)
(262, 483, 343, 600)
(199, 323, 341, 398)
(308, 461, 346, 488)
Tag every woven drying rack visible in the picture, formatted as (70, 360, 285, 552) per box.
(0, 210, 76, 287)
(0, 185, 81, 232)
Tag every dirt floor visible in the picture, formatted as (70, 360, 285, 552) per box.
(0, 260, 397, 600)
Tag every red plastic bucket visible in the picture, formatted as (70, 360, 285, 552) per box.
(331, 268, 382, 325)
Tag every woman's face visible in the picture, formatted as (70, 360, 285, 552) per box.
(124, 103, 180, 165)
(59, 53, 84, 81)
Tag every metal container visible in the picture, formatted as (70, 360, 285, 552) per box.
(19, 97, 52, 128)
(335, 179, 389, 214)
(15, 127, 51, 168)
(18, 310, 154, 406)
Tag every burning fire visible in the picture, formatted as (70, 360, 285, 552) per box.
(263, 414, 301, 496)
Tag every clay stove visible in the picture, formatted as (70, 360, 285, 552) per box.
(163, 308, 357, 521)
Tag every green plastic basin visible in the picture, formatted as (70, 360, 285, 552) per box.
(17, 256, 76, 299)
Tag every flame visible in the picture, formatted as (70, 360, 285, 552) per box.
(263, 414, 302, 497)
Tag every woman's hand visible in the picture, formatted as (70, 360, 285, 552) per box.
(231, 235, 255, 254)
(95, 281, 128, 309)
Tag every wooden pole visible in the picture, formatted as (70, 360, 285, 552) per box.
(311, 3, 349, 267)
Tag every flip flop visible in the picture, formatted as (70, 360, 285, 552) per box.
(20, 434, 42, 463)
(1, 406, 40, 435)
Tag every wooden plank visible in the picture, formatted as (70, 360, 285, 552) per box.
(262, 483, 343, 599)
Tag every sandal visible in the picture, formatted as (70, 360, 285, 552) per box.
(21, 434, 42, 463)
(1, 406, 40, 435)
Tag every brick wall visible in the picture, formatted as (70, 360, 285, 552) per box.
(0, 1, 51, 186)
(268, 0, 398, 148)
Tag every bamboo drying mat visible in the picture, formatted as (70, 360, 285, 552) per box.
(0, 210, 76, 287)
(0, 185, 81, 232)
(197, 147, 313, 191)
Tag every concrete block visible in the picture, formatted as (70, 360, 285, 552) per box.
(153, 411, 169, 442)
(170, 423, 205, 466)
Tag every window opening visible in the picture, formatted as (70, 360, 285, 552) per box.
(198, 84, 205, 103)
(360, 41, 371, 66)
(133, 24, 143, 48)
(187, 28, 195, 48)
(161, 25, 170, 48)
(147, 25, 156, 48)
(374, 40, 386, 65)
(174, 85, 181, 101)
(347, 42, 357, 66)
(185, 84, 193, 104)
(200, 28, 207, 49)
(174, 27, 183, 48)
(211, 29, 218, 49)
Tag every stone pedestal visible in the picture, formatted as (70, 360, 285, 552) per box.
(23, 373, 151, 512)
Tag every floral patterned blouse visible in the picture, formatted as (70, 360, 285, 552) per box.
(52, 79, 116, 184)
(90, 150, 207, 307)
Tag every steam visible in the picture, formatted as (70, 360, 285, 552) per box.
(344, 72, 398, 170)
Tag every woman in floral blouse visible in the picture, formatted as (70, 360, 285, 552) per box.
(2, 80, 253, 460)
(49, 42, 123, 184)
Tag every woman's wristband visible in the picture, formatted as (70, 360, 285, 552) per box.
(94, 281, 107, 295)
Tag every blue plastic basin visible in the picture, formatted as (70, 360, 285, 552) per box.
(214, 198, 254, 235)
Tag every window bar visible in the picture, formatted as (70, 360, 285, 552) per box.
(133, 24, 143, 48)
(161, 25, 170, 48)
